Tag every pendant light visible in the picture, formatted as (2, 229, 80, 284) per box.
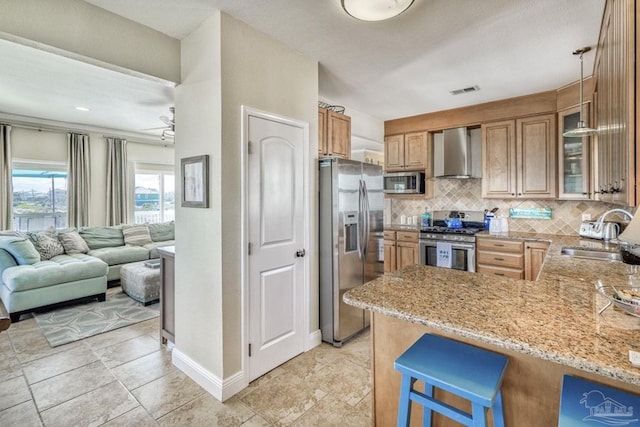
(341, 0, 414, 21)
(562, 47, 598, 137)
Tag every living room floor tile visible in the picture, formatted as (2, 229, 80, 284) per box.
(101, 405, 158, 427)
(31, 360, 116, 411)
(83, 318, 158, 350)
(0, 375, 31, 412)
(132, 369, 205, 419)
(111, 348, 175, 390)
(0, 354, 22, 383)
(97, 334, 161, 368)
(10, 328, 83, 364)
(0, 399, 42, 427)
(22, 344, 99, 384)
(157, 393, 255, 426)
(40, 380, 138, 427)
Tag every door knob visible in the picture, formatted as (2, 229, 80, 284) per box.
(296, 249, 306, 258)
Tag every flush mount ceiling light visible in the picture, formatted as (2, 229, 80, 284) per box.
(562, 47, 598, 138)
(341, 0, 414, 21)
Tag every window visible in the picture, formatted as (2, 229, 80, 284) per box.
(134, 165, 175, 224)
(12, 162, 68, 231)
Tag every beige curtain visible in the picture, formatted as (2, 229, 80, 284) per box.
(0, 125, 12, 230)
(105, 137, 128, 225)
(67, 133, 91, 228)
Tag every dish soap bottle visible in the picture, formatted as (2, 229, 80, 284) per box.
(421, 210, 431, 227)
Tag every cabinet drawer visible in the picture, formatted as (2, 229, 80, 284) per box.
(383, 231, 396, 240)
(477, 250, 524, 269)
(476, 238, 523, 253)
(477, 265, 524, 279)
(396, 231, 418, 243)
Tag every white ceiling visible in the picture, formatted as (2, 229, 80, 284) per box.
(0, 0, 605, 144)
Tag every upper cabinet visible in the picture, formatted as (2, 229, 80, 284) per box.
(318, 107, 351, 159)
(482, 113, 556, 199)
(384, 131, 430, 172)
(558, 104, 592, 200)
(593, 0, 636, 206)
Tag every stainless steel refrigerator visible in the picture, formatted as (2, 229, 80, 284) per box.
(319, 157, 384, 346)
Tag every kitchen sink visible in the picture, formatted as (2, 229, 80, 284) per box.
(560, 247, 621, 261)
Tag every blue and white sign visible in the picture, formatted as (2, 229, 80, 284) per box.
(559, 376, 640, 426)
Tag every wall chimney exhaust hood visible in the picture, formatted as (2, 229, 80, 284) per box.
(433, 127, 482, 179)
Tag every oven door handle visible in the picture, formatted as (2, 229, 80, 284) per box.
(419, 240, 476, 250)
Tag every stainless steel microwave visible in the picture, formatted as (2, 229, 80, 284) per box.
(383, 172, 425, 194)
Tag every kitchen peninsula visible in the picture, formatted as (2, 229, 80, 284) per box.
(345, 233, 640, 426)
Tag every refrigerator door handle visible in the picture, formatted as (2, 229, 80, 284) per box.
(357, 180, 363, 260)
(362, 180, 370, 256)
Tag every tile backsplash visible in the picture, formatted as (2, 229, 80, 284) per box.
(387, 179, 630, 235)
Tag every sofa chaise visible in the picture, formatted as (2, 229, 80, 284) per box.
(0, 221, 174, 321)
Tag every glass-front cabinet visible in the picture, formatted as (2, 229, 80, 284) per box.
(558, 103, 591, 199)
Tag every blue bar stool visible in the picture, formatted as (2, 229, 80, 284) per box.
(394, 334, 508, 427)
(559, 375, 640, 426)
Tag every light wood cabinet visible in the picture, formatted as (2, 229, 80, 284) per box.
(476, 237, 524, 279)
(477, 237, 549, 281)
(524, 241, 550, 281)
(318, 107, 351, 158)
(384, 131, 430, 172)
(482, 113, 556, 199)
(593, 0, 635, 206)
(384, 230, 418, 272)
(558, 104, 592, 199)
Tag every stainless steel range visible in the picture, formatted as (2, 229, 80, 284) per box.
(419, 210, 485, 272)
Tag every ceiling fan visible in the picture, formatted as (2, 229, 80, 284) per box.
(159, 107, 175, 141)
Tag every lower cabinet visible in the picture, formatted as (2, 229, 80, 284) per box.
(476, 237, 550, 281)
(524, 241, 550, 281)
(384, 230, 418, 273)
(476, 237, 524, 279)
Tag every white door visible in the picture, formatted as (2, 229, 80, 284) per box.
(248, 113, 305, 381)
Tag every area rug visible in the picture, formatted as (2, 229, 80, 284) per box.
(34, 291, 159, 347)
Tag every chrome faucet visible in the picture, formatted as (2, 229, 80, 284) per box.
(596, 208, 634, 224)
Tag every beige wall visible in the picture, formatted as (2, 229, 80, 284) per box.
(174, 12, 224, 378)
(219, 13, 318, 377)
(0, 0, 180, 82)
(175, 11, 318, 386)
(11, 127, 174, 227)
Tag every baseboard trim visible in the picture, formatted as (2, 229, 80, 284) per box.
(172, 347, 247, 402)
(306, 329, 322, 351)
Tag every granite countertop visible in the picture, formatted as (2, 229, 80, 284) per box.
(344, 231, 640, 387)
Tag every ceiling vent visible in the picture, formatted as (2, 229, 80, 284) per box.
(450, 85, 480, 95)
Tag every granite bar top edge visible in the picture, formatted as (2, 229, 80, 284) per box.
(345, 233, 640, 388)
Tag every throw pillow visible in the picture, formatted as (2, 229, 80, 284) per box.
(148, 221, 175, 242)
(122, 225, 152, 246)
(27, 231, 65, 261)
(58, 231, 90, 254)
(0, 236, 41, 264)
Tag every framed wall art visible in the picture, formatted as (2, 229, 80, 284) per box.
(181, 155, 209, 208)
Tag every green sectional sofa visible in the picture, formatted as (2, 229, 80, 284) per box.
(0, 221, 174, 322)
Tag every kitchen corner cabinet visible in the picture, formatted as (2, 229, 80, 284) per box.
(524, 241, 550, 281)
(318, 107, 351, 158)
(558, 104, 591, 200)
(384, 230, 418, 273)
(384, 131, 430, 173)
(482, 113, 557, 199)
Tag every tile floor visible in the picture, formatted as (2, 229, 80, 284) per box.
(0, 289, 372, 426)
